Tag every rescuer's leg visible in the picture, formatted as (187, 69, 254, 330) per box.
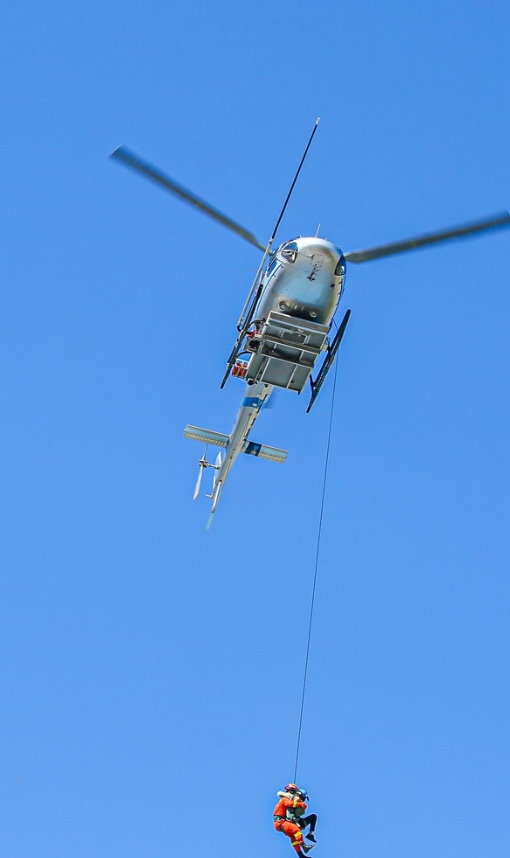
(282, 822, 302, 854)
(282, 821, 314, 856)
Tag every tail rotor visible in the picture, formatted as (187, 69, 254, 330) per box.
(192, 448, 223, 501)
(193, 449, 208, 500)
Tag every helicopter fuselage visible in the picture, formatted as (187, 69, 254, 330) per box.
(254, 236, 346, 327)
(109, 134, 510, 526)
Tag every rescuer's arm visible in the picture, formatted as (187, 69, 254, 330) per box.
(281, 797, 307, 811)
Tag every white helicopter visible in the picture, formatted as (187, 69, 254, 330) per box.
(110, 120, 510, 527)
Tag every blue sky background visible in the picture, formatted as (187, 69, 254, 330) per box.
(1, 1, 510, 856)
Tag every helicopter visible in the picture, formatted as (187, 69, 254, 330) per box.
(110, 120, 510, 528)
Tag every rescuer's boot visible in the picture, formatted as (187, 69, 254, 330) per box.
(303, 844, 315, 853)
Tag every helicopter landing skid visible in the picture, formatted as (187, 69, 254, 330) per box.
(306, 308, 351, 412)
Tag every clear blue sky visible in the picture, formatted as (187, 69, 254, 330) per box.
(1, 1, 510, 856)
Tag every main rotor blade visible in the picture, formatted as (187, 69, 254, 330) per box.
(344, 211, 510, 264)
(110, 146, 266, 252)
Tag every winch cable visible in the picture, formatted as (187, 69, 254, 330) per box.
(293, 356, 339, 784)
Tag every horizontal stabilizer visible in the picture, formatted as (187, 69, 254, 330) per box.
(184, 425, 229, 448)
(242, 440, 287, 463)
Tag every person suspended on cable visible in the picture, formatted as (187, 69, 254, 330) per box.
(284, 786, 317, 844)
(273, 783, 317, 857)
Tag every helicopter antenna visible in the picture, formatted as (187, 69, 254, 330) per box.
(269, 117, 321, 245)
(231, 119, 321, 350)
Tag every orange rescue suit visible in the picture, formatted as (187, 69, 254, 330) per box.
(274, 796, 307, 855)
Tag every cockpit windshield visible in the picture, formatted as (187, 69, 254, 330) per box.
(280, 241, 298, 263)
(335, 251, 346, 277)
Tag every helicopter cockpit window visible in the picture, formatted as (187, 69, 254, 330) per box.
(281, 241, 298, 263)
(335, 253, 346, 277)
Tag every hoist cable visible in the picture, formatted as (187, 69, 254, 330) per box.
(293, 357, 339, 784)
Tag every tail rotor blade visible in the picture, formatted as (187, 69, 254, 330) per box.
(193, 464, 204, 501)
(212, 450, 223, 490)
